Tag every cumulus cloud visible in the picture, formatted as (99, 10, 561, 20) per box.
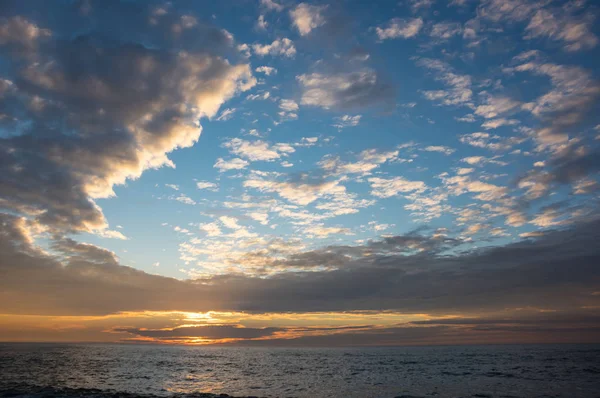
(214, 157, 249, 172)
(216, 107, 236, 121)
(375, 18, 423, 40)
(223, 138, 294, 162)
(430, 22, 462, 39)
(416, 58, 473, 107)
(510, 59, 600, 150)
(260, 0, 284, 12)
(368, 176, 426, 198)
(252, 38, 296, 57)
(422, 145, 455, 155)
(479, 0, 598, 52)
(332, 115, 361, 129)
(0, 9, 255, 237)
(319, 149, 399, 177)
(196, 181, 218, 191)
(244, 175, 346, 206)
(290, 3, 327, 36)
(255, 66, 277, 75)
(297, 69, 394, 110)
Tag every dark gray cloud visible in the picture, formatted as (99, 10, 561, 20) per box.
(1, 212, 598, 317)
(114, 325, 283, 340)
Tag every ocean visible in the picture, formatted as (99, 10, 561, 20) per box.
(0, 343, 598, 398)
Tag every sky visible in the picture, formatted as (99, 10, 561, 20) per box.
(0, 0, 599, 346)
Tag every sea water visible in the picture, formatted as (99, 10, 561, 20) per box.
(1, 343, 599, 397)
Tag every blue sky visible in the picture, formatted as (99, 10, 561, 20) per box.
(71, 0, 600, 279)
(0, 0, 599, 345)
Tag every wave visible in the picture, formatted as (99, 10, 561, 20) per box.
(0, 384, 256, 398)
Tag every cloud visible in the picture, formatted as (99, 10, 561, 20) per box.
(416, 58, 473, 107)
(375, 18, 423, 40)
(214, 158, 249, 172)
(252, 38, 296, 57)
(223, 138, 294, 162)
(430, 22, 462, 39)
(422, 145, 455, 155)
(196, 181, 218, 191)
(200, 222, 222, 237)
(0, 10, 255, 237)
(219, 216, 242, 230)
(479, 0, 597, 52)
(3, 210, 599, 317)
(297, 69, 394, 110)
(305, 225, 351, 238)
(244, 175, 346, 206)
(510, 60, 600, 150)
(459, 132, 523, 151)
(474, 95, 521, 119)
(290, 3, 327, 36)
(319, 149, 398, 177)
(174, 194, 196, 206)
(368, 177, 426, 198)
(260, 0, 284, 12)
(255, 66, 277, 76)
(332, 115, 361, 129)
(0, 16, 51, 51)
(115, 325, 282, 340)
(525, 8, 598, 52)
(216, 107, 236, 121)
(256, 14, 268, 30)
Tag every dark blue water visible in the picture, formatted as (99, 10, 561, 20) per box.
(0, 343, 599, 397)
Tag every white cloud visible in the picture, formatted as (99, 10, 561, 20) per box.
(260, 0, 284, 12)
(305, 225, 351, 237)
(175, 194, 196, 206)
(165, 184, 179, 191)
(279, 99, 299, 112)
(244, 177, 346, 206)
(0, 16, 51, 49)
(248, 212, 269, 225)
(376, 18, 423, 40)
(297, 69, 393, 109)
(511, 60, 600, 149)
(199, 222, 222, 237)
(525, 8, 598, 52)
(214, 157, 249, 172)
(319, 149, 398, 177)
(460, 132, 523, 151)
(224, 138, 294, 162)
(423, 145, 455, 155)
(219, 216, 242, 230)
(278, 99, 299, 121)
(252, 38, 296, 57)
(255, 66, 277, 76)
(332, 115, 361, 129)
(474, 96, 521, 119)
(256, 15, 268, 30)
(196, 181, 218, 191)
(368, 177, 426, 198)
(247, 91, 271, 101)
(456, 168, 474, 175)
(430, 22, 462, 39)
(481, 118, 519, 129)
(216, 107, 236, 121)
(290, 3, 327, 36)
(417, 58, 473, 107)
